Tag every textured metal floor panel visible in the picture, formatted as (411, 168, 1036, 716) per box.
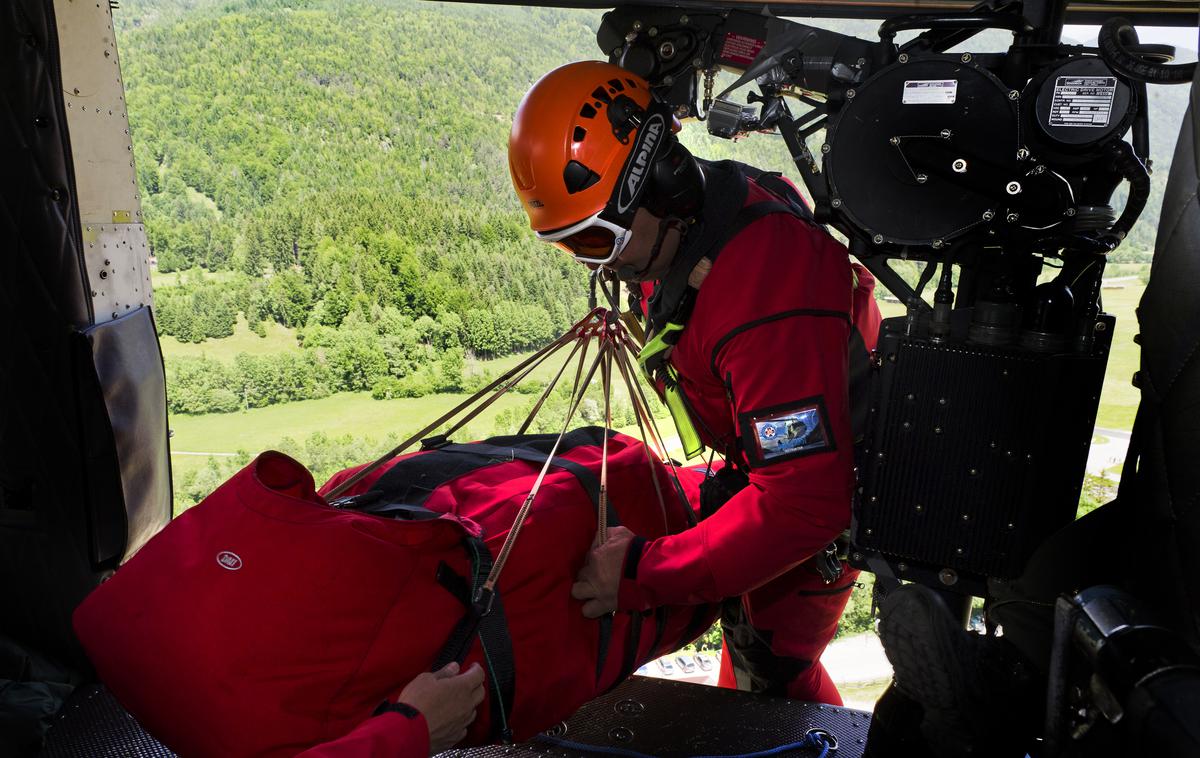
(41, 678, 871, 757)
(445, 677, 871, 758)
(39, 685, 175, 758)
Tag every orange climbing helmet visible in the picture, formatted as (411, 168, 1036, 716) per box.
(508, 61, 701, 264)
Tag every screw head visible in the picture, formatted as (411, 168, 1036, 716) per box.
(821, 143, 831, 154)
(952, 158, 968, 173)
(1008, 90, 1020, 100)
(831, 198, 842, 208)
(889, 136, 901, 146)
(1066, 207, 1077, 217)
(898, 53, 910, 63)
(961, 52, 972, 63)
(916, 173, 928, 184)
(648, 26, 658, 37)
(631, 20, 642, 30)
(983, 210, 995, 221)
(939, 568, 958, 585)
(932, 239, 944, 249)
(680, 14, 689, 23)
(1006, 181, 1022, 195)
(1017, 147, 1031, 160)
(1095, 321, 1108, 332)
(846, 88, 856, 99)
(1006, 212, 1020, 223)
(872, 234, 884, 244)
(940, 129, 952, 138)
(659, 41, 675, 59)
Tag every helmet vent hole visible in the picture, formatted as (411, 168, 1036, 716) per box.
(573, 126, 587, 142)
(563, 160, 601, 195)
(608, 79, 626, 92)
(579, 103, 597, 119)
(625, 78, 639, 89)
(591, 87, 612, 105)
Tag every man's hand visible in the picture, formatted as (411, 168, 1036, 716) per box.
(571, 526, 635, 618)
(397, 662, 485, 754)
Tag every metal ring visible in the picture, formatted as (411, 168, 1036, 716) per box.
(806, 727, 839, 751)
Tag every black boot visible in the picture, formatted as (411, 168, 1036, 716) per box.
(877, 584, 1040, 758)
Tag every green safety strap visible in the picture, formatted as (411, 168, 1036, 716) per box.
(637, 321, 704, 460)
(637, 321, 685, 379)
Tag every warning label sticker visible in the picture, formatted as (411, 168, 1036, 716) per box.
(719, 32, 766, 67)
(1049, 76, 1117, 128)
(902, 80, 958, 105)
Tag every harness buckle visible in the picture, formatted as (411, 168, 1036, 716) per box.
(813, 542, 844, 585)
(472, 586, 496, 617)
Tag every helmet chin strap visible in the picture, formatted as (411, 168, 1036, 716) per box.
(616, 216, 686, 282)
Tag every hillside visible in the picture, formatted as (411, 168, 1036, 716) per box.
(110, 0, 1189, 415)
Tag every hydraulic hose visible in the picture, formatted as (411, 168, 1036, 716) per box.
(1108, 140, 1151, 242)
(878, 12, 1033, 44)
(1098, 18, 1196, 85)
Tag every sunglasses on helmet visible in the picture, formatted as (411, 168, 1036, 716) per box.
(536, 211, 633, 265)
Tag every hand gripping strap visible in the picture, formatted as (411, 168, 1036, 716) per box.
(432, 536, 517, 743)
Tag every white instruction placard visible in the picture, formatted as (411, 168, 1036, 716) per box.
(1049, 76, 1117, 128)
(902, 79, 958, 105)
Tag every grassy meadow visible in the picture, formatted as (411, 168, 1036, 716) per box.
(165, 275, 1147, 492)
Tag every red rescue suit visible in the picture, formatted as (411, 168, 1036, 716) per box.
(621, 164, 882, 702)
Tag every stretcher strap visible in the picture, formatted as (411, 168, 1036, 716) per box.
(432, 537, 516, 742)
(363, 440, 618, 529)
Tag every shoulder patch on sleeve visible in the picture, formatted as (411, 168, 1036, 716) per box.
(739, 396, 835, 467)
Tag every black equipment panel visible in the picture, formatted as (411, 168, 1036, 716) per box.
(42, 679, 872, 757)
(852, 313, 1114, 587)
(826, 57, 1019, 247)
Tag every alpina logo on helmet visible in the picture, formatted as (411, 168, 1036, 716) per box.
(616, 113, 665, 214)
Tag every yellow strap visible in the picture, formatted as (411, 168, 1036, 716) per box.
(637, 321, 685, 380)
(664, 381, 705, 459)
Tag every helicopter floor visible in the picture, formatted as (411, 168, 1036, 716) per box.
(39, 676, 871, 758)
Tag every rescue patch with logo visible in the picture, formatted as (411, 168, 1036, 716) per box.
(739, 397, 834, 467)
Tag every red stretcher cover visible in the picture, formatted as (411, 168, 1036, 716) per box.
(73, 428, 714, 757)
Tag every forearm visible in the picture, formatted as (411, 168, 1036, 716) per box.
(618, 478, 849, 610)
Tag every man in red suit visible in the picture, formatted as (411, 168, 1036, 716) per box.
(508, 61, 881, 702)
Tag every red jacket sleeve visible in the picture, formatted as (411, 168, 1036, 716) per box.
(296, 711, 430, 758)
(618, 311, 855, 609)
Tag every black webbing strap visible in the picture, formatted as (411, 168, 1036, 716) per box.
(432, 537, 516, 742)
(364, 433, 620, 529)
(616, 610, 645, 684)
